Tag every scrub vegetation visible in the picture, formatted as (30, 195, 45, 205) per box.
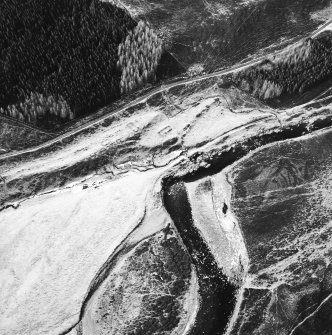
(86, 231, 192, 335)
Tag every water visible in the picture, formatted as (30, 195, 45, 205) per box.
(164, 181, 237, 335)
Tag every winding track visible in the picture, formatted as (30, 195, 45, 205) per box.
(1, 19, 332, 161)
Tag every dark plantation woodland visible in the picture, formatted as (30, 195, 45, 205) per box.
(1, 0, 332, 129)
(118, 20, 163, 95)
(233, 31, 332, 101)
(0, 0, 163, 128)
(1, 93, 73, 123)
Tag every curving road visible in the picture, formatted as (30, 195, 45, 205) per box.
(1, 19, 332, 161)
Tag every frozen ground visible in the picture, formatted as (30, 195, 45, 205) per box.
(2, 16, 332, 334)
(225, 128, 332, 335)
(186, 176, 248, 282)
(0, 170, 161, 334)
(1, 73, 332, 333)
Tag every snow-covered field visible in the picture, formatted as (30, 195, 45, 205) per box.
(0, 170, 161, 334)
(186, 175, 248, 282)
(2, 32, 332, 333)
